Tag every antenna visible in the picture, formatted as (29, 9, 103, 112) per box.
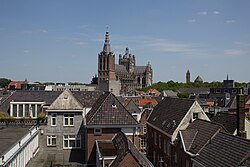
(106, 25, 109, 32)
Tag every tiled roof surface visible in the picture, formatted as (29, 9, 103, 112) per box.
(0, 91, 62, 113)
(8, 81, 28, 89)
(110, 132, 153, 167)
(148, 97, 194, 135)
(115, 64, 127, 73)
(72, 91, 102, 108)
(134, 66, 147, 74)
(125, 100, 141, 114)
(178, 87, 210, 95)
(194, 132, 250, 167)
(180, 129, 198, 151)
(86, 92, 138, 125)
(184, 119, 226, 154)
(210, 112, 237, 134)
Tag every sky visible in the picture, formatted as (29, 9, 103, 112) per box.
(0, 0, 250, 83)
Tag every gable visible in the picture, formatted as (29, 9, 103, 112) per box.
(48, 90, 83, 110)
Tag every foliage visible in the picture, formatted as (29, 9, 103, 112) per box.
(38, 112, 46, 118)
(177, 92, 190, 98)
(137, 81, 225, 92)
(68, 82, 84, 85)
(0, 78, 11, 88)
(0, 112, 7, 118)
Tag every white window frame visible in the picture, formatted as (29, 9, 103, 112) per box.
(51, 113, 57, 126)
(64, 113, 74, 126)
(47, 135, 57, 146)
(140, 136, 146, 149)
(94, 128, 102, 135)
(143, 126, 147, 134)
(193, 112, 199, 119)
(63, 135, 81, 149)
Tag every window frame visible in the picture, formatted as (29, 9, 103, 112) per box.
(193, 112, 199, 119)
(51, 113, 57, 126)
(47, 135, 57, 147)
(63, 135, 81, 149)
(94, 128, 102, 135)
(63, 113, 74, 126)
(140, 136, 146, 149)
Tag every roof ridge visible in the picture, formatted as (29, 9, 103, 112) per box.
(196, 119, 228, 132)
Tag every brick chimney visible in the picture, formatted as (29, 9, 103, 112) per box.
(237, 94, 247, 138)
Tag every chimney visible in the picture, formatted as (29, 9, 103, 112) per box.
(237, 94, 247, 138)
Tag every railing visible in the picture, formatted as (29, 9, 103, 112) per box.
(0, 118, 47, 126)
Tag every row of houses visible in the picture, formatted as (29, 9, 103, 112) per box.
(1, 89, 250, 166)
(0, 90, 153, 166)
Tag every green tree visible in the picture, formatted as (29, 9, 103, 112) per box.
(0, 78, 11, 88)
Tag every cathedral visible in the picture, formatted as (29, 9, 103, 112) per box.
(98, 31, 153, 94)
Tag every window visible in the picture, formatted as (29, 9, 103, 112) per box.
(159, 134, 161, 148)
(64, 114, 74, 126)
(167, 142, 170, 156)
(13, 104, 17, 117)
(232, 89, 237, 93)
(154, 131, 157, 145)
(224, 89, 229, 93)
(193, 113, 199, 119)
(51, 113, 57, 126)
(47, 136, 56, 146)
(94, 128, 102, 135)
(63, 135, 81, 149)
(140, 136, 146, 149)
(216, 89, 221, 93)
(143, 126, 147, 134)
(164, 139, 166, 153)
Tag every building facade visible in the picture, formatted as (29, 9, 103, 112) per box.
(98, 31, 153, 94)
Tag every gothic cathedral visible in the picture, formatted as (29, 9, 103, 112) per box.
(98, 31, 153, 94)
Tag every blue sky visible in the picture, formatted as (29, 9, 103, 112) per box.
(0, 0, 250, 83)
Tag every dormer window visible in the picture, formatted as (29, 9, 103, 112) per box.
(112, 101, 116, 108)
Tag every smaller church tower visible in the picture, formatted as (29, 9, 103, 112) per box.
(98, 31, 116, 83)
(186, 69, 190, 83)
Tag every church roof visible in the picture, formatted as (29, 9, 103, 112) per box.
(103, 31, 111, 54)
(115, 64, 127, 73)
(194, 75, 203, 83)
(135, 66, 147, 74)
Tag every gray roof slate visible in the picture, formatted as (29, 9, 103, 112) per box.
(194, 132, 250, 167)
(148, 97, 195, 135)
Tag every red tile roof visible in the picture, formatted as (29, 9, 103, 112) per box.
(8, 80, 28, 89)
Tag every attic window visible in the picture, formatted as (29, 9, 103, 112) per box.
(64, 95, 68, 99)
(193, 113, 199, 119)
(112, 101, 116, 108)
(94, 128, 102, 135)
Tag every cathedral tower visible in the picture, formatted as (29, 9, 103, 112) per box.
(98, 31, 116, 83)
(186, 69, 190, 83)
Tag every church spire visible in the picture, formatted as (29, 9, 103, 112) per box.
(103, 31, 111, 54)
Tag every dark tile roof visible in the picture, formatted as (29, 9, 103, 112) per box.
(182, 119, 226, 154)
(134, 66, 147, 74)
(148, 97, 195, 135)
(125, 99, 141, 114)
(178, 87, 210, 95)
(0, 126, 32, 155)
(180, 129, 198, 151)
(0, 91, 62, 113)
(110, 131, 153, 167)
(72, 91, 102, 108)
(194, 132, 250, 167)
(210, 112, 237, 134)
(86, 92, 138, 125)
(115, 64, 127, 73)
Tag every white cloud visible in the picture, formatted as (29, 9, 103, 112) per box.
(197, 11, 207, 15)
(226, 20, 236, 23)
(23, 50, 31, 53)
(188, 19, 196, 23)
(148, 39, 194, 53)
(213, 11, 220, 15)
(224, 49, 245, 56)
(75, 41, 87, 46)
(37, 29, 48, 33)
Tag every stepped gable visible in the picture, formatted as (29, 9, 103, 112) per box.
(148, 97, 195, 135)
(86, 92, 138, 125)
(194, 132, 250, 167)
